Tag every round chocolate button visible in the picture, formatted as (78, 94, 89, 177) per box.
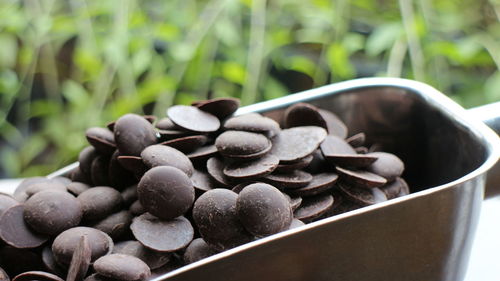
(114, 114, 158, 156)
(141, 145, 194, 177)
(94, 254, 151, 281)
(167, 105, 220, 133)
(215, 131, 271, 159)
(77, 187, 123, 221)
(0, 205, 49, 249)
(271, 126, 327, 162)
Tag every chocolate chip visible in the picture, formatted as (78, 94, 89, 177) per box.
(187, 145, 219, 164)
(305, 149, 329, 174)
(14, 177, 49, 202)
(346, 132, 366, 147)
(274, 155, 313, 173)
(0, 194, 18, 217)
(140, 145, 194, 177)
(287, 195, 303, 211)
(12, 271, 64, 281)
(183, 238, 218, 264)
(160, 135, 208, 153)
(113, 240, 171, 270)
(223, 154, 279, 181)
(318, 109, 348, 138)
(121, 185, 138, 207)
(130, 213, 194, 252)
(338, 183, 387, 206)
(286, 172, 338, 197)
(85, 127, 116, 155)
(320, 135, 355, 156)
(191, 169, 216, 193)
(231, 182, 258, 194)
(66, 182, 90, 196)
(90, 210, 133, 240)
(294, 194, 334, 223)
(137, 166, 194, 220)
(117, 156, 147, 176)
(52, 227, 113, 266)
(366, 152, 405, 181)
(236, 183, 292, 236)
(167, 105, 220, 133)
(90, 155, 110, 186)
(94, 254, 150, 281)
(114, 114, 158, 156)
(157, 129, 193, 141)
(335, 166, 387, 189)
(0, 205, 49, 249)
(66, 236, 91, 281)
(223, 113, 280, 137)
(206, 157, 231, 187)
(270, 126, 327, 163)
(25, 181, 67, 197)
(78, 147, 98, 178)
(262, 170, 313, 189)
(192, 189, 253, 250)
(77, 187, 123, 221)
(108, 151, 137, 190)
(321, 136, 377, 168)
(41, 246, 65, 277)
(284, 103, 327, 130)
(24, 190, 82, 236)
(215, 131, 271, 159)
(129, 200, 145, 216)
(196, 98, 240, 120)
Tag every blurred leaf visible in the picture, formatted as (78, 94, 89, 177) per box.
(327, 43, 355, 79)
(366, 23, 402, 57)
(286, 56, 316, 77)
(0, 69, 19, 96)
(174, 92, 197, 105)
(0, 34, 18, 68)
(263, 76, 288, 100)
(62, 80, 90, 106)
(74, 48, 103, 79)
(485, 71, 500, 103)
(30, 100, 62, 118)
(220, 61, 246, 84)
(154, 23, 180, 41)
(132, 47, 153, 77)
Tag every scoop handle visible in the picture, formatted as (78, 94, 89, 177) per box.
(468, 102, 500, 198)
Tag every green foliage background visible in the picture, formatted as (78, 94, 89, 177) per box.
(0, 0, 499, 178)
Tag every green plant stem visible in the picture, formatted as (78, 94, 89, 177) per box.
(399, 0, 425, 81)
(387, 38, 407, 77)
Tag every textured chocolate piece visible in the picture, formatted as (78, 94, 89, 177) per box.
(155, 118, 176, 130)
(366, 152, 405, 181)
(338, 183, 388, 206)
(167, 105, 220, 133)
(52, 227, 113, 266)
(77, 187, 123, 221)
(336, 166, 387, 189)
(187, 145, 219, 164)
(318, 109, 348, 138)
(223, 113, 280, 137)
(0, 195, 18, 217)
(223, 154, 279, 181)
(24, 190, 82, 236)
(113, 240, 171, 270)
(137, 166, 194, 220)
(270, 126, 327, 162)
(286, 172, 338, 197)
(117, 156, 146, 176)
(85, 127, 116, 155)
(121, 185, 138, 207)
(41, 246, 65, 277)
(183, 238, 218, 264)
(160, 135, 208, 153)
(195, 98, 240, 120)
(24, 181, 67, 197)
(78, 147, 98, 178)
(263, 170, 313, 189)
(140, 145, 194, 177)
(108, 150, 137, 190)
(191, 169, 216, 193)
(193, 189, 253, 250)
(0, 205, 48, 249)
(129, 200, 145, 216)
(91, 210, 133, 240)
(294, 194, 334, 223)
(90, 155, 110, 187)
(114, 114, 158, 156)
(284, 103, 327, 130)
(236, 183, 292, 236)
(66, 182, 90, 196)
(66, 236, 91, 281)
(215, 131, 271, 159)
(94, 254, 151, 281)
(206, 157, 231, 187)
(274, 155, 313, 173)
(130, 213, 194, 252)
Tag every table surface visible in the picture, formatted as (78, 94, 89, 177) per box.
(0, 178, 498, 280)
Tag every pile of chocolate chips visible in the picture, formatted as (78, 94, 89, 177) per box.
(0, 98, 409, 281)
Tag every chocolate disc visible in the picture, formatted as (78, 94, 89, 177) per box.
(167, 105, 220, 133)
(206, 157, 232, 187)
(236, 183, 292, 237)
(85, 127, 116, 155)
(78, 147, 98, 177)
(141, 145, 194, 177)
(274, 155, 313, 173)
(262, 170, 313, 189)
(129, 200, 145, 216)
(284, 103, 327, 130)
(223, 113, 280, 137)
(0, 205, 49, 249)
(42, 246, 65, 277)
(320, 135, 356, 156)
(346, 132, 366, 147)
(24, 190, 83, 236)
(355, 146, 369, 154)
(338, 183, 387, 206)
(192, 189, 253, 250)
(108, 150, 137, 190)
(130, 213, 194, 252)
(397, 177, 410, 197)
(113, 240, 171, 270)
(77, 187, 123, 221)
(305, 149, 329, 174)
(270, 126, 327, 162)
(52, 227, 113, 266)
(117, 156, 147, 176)
(66, 236, 91, 281)
(121, 185, 138, 207)
(286, 172, 338, 197)
(215, 131, 271, 159)
(191, 169, 216, 193)
(160, 135, 208, 153)
(196, 98, 240, 120)
(114, 114, 158, 156)
(12, 271, 64, 281)
(380, 177, 409, 199)
(155, 118, 176, 130)
(25, 181, 67, 197)
(366, 152, 405, 181)
(336, 166, 387, 189)
(157, 129, 194, 141)
(66, 182, 90, 196)
(90, 155, 110, 187)
(94, 254, 151, 281)
(223, 154, 279, 181)
(294, 194, 334, 223)
(137, 166, 194, 220)
(318, 109, 348, 138)
(13, 177, 50, 202)
(0, 194, 19, 217)
(187, 145, 219, 163)
(183, 238, 218, 264)
(90, 210, 133, 240)
(321, 135, 377, 168)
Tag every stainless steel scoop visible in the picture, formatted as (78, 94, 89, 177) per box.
(6, 77, 500, 281)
